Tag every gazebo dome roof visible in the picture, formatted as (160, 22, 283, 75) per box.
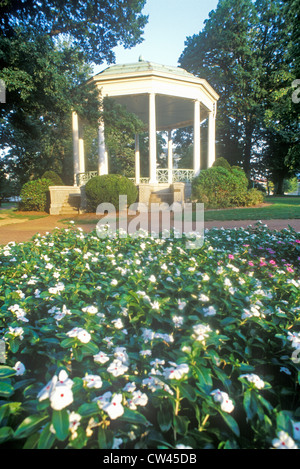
(95, 58, 198, 81)
(90, 58, 219, 131)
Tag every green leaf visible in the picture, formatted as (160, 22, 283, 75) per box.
(243, 389, 255, 420)
(179, 383, 197, 402)
(37, 422, 56, 449)
(0, 366, 16, 379)
(14, 414, 48, 439)
(78, 402, 99, 417)
(219, 411, 240, 437)
(81, 341, 99, 355)
(97, 426, 107, 449)
(157, 407, 173, 432)
(0, 426, 14, 444)
(195, 366, 213, 393)
(119, 407, 149, 426)
(0, 381, 14, 398)
(173, 415, 189, 435)
(60, 337, 76, 348)
(52, 409, 69, 441)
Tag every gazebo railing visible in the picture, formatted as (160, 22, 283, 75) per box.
(156, 169, 195, 183)
(76, 171, 98, 186)
(77, 170, 195, 186)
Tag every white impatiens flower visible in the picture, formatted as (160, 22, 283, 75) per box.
(102, 393, 124, 420)
(93, 391, 112, 408)
(82, 305, 98, 315)
(172, 316, 184, 328)
(50, 385, 74, 411)
(107, 359, 128, 377)
(112, 318, 124, 329)
(293, 422, 300, 441)
(38, 370, 74, 411)
(8, 326, 24, 340)
(203, 305, 217, 317)
(14, 361, 25, 376)
(127, 390, 148, 410)
(240, 373, 265, 389)
(66, 327, 91, 344)
(93, 351, 110, 364)
(272, 431, 298, 449)
(287, 331, 300, 350)
(210, 389, 234, 413)
(163, 362, 189, 380)
(68, 411, 81, 440)
(192, 324, 212, 344)
(149, 275, 156, 283)
(8, 305, 29, 323)
(82, 374, 103, 389)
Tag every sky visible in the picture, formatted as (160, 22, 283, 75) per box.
(94, 0, 219, 74)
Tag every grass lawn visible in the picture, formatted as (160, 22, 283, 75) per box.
(203, 196, 300, 221)
(0, 203, 48, 221)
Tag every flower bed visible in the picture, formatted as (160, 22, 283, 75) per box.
(0, 222, 299, 449)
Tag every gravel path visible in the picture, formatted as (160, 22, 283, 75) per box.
(0, 213, 299, 245)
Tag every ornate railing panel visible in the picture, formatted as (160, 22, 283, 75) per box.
(76, 171, 98, 186)
(156, 169, 195, 183)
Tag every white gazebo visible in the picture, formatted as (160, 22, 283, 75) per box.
(71, 57, 219, 206)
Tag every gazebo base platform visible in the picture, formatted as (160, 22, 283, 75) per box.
(138, 182, 189, 205)
(49, 182, 191, 215)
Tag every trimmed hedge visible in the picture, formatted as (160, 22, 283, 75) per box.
(19, 178, 52, 212)
(192, 165, 264, 208)
(85, 174, 138, 212)
(41, 171, 64, 186)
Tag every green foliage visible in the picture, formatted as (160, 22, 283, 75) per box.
(0, 223, 299, 449)
(41, 171, 64, 186)
(212, 157, 231, 170)
(0, 0, 148, 66)
(192, 166, 252, 208)
(85, 174, 138, 212)
(179, 0, 297, 187)
(19, 178, 52, 212)
(244, 188, 264, 207)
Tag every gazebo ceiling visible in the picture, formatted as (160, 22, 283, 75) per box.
(90, 59, 219, 131)
(112, 93, 207, 131)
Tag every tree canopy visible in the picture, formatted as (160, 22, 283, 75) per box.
(0, 0, 148, 64)
(0, 0, 148, 187)
(179, 0, 299, 193)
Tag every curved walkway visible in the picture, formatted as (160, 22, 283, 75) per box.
(0, 213, 299, 245)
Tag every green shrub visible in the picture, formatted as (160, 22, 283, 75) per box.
(192, 166, 249, 208)
(19, 178, 52, 212)
(41, 170, 64, 186)
(212, 156, 231, 170)
(85, 174, 138, 212)
(244, 188, 264, 206)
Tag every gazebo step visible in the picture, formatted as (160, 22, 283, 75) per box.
(149, 192, 174, 204)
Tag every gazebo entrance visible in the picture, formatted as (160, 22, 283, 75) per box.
(72, 58, 219, 205)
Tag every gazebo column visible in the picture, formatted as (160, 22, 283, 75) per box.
(135, 134, 140, 184)
(193, 100, 201, 176)
(149, 92, 157, 184)
(208, 108, 216, 168)
(78, 121, 85, 174)
(168, 130, 173, 184)
(72, 110, 80, 185)
(98, 118, 108, 176)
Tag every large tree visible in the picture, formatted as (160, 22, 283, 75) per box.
(0, 0, 148, 64)
(179, 0, 298, 192)
(0, 1, 148, 186)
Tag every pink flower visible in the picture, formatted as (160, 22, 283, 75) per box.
(269, 260, 276, 265)
(248, 261, 254, 266)
(228, 254, 234, 259)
